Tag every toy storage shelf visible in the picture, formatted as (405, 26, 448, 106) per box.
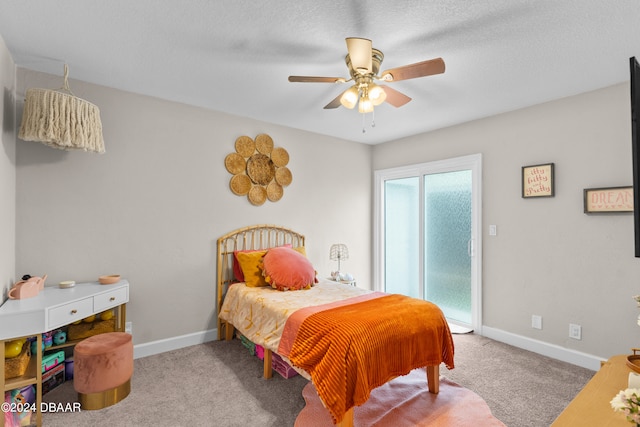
(48, 338, 85, 352)
(3, 334, 40, 392)
(0, 280, 129, 427)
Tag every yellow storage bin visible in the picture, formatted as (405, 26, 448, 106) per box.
(68, 319, 115, 341)
(4, 342, 30, 379)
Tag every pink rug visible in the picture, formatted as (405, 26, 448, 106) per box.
(295, 368, 506, 426)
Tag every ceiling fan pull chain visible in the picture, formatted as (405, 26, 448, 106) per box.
(362, 112, 366, 133)
(371, 109, 376, 128)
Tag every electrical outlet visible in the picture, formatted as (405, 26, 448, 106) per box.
(125, 321, 133, 335)
(569, 323, 582, 340)
(532, 315, 542, 330)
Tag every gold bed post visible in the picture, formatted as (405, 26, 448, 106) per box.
(263, 349, 273, 379)
(217, 234, 225, 340)
(336, 408, 355, 427)
(427, 365, 440, 394)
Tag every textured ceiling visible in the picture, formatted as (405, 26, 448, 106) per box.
(1, 0, 640, 144)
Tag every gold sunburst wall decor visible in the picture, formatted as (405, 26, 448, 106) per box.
(225, 134, 292, 206)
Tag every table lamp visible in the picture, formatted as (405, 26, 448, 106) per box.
(329, 243, 349, 273)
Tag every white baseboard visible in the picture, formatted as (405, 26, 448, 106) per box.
(481, 326, 603, 371)
(132, 326, 603, 371)
(133, 328, 217, 359)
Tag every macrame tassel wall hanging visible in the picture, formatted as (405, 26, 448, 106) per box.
(18, 64, 105, 153)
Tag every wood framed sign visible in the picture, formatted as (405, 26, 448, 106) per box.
(522, 163, 554, 198)
(583, 186, 633, 213)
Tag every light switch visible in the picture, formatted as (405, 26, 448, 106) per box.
(489, 225, 497, 236)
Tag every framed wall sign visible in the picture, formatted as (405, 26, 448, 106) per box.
(583, 186, 633, 213)
(522, 163, 554, 198)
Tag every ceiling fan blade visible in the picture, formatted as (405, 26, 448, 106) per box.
(379, 85, 412, 107)
(324, 91, 345, 109)
(288, 76, 345, 83)
(380, 57, 445, 82)
(346, 37, 372, 74)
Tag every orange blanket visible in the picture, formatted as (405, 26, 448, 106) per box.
(284, 294, 455, 423)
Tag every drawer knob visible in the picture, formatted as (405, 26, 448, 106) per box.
(71, 309, 77, 314)
(110, 297, 116, 301)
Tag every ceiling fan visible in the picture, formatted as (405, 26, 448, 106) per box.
(288, 37, 445, 114)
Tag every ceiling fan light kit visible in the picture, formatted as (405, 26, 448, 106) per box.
(288, 37, 445, 132)
(340, 86, 359, 109)
(368, 83, 387, 105)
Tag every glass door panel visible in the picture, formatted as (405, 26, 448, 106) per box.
(384, 177, 419, 298)
(424, 170, 472, 324)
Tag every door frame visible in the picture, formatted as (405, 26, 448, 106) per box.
(373, 153, 483, 333)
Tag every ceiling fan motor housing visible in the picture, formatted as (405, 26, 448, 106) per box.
(345, 48, 384, 79)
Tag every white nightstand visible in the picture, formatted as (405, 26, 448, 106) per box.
(328, 277, 356, 287)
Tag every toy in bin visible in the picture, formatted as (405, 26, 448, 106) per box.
(4, 341, 30, 380)
(29, 337, 43, 355)
(4, 385, 35, 427)
(239, 334, 256, 356)
(4, 338, 26, 358)
(65, 357, 74, 380)
(53, 330, 66, 345)
(272, 353, 298, 379)
(42, 351, 65, 373)
(42, 363, 65, 395)
(43, 331, 52, 348)
(255, 344, 264, 360)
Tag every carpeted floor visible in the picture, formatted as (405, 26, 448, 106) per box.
(444, 334, 595, 427)
(38, 333, 595, 427)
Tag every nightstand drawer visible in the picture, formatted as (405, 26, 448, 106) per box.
(48, 298, 94, 329)
(94, 287, 128, 312)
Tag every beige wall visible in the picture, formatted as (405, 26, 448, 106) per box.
(373, 83, 640, 360)
(0, 35, 16, 299)
(15, 69, 372, 345)
(10, 62, 640, 362)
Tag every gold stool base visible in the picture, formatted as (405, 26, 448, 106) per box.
(78, 378, 131, 410)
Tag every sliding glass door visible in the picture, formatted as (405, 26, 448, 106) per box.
(374, 154, 482, 331)
(423, 170, 472, 324)
(384, 177, 420, 298)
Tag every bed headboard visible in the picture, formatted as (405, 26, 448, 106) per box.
(216, 224, 305, 339)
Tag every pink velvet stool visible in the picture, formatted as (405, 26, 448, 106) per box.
(73, 332, 133, 410)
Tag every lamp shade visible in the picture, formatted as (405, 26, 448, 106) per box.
(358, 96, 373, 113)
(329, 244, 349, 261)
(18, 65, 105, 153)
(340, 86, 359, 109)
(368, 83, 387, 106)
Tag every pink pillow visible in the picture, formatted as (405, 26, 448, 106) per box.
(262, 246, 317, 291)
(233, 244, 291, 282)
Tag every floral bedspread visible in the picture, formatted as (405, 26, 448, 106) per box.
(218, 278, 368, 352)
